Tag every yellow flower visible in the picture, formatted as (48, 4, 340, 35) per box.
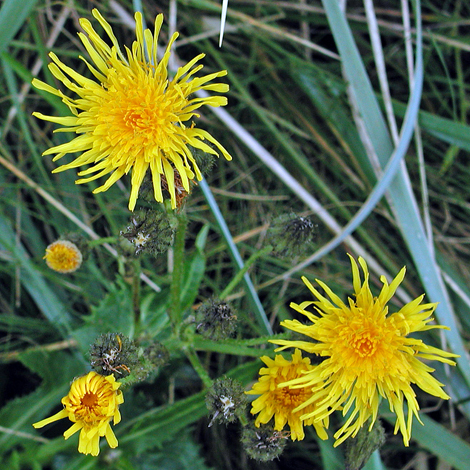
(271, 255, 458, 447)
(33, 9, 232, 211)
(33, 371, 124, 456)
(246, 349, 329, 441)
(44, 240, 83, 273)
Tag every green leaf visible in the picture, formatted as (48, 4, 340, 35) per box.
(383, 412, 470, 470)
(193, 338, 275, 357)
(122, 391, 208, 453)
(390, 98, 470, 152)
(131, 428, 212, 470)
(0, 214, 73, 335)
(179, 227, 209, 313)
(0, 0, 40, 54)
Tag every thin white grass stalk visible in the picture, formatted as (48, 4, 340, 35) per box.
(168, 0, 178, 71)
(347, 82, 384, 177)
(0, 154, 161, 293)
(219, 0, 229, 47)
(0, 425, 49, 444)
(402, 0, 433, 253)
(3, 2, 72, 138)
(442, 270, 470, 310)
(236, 0, 470, 52)
(222, 7, 340, 59)
(300, 0, 311, 61)
(363, 0, 399, 144)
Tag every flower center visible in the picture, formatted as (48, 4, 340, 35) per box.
(95, 71, 184, 156)
(81, 391, 98, 408)
(350, 330, 378, 357)
(276, 386, 309, 409)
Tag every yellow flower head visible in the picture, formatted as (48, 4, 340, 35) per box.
(33, 371, 124, 456)
(44, 240, 83, 273)
(33, 9, 232, 211)
(271, 255, 458, 447)
(246, 349, 329, 441)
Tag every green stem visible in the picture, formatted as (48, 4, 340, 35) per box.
(132, 258, 141, 325)
(237, 412, 249, 427)
(220, 245, 273, 300)
(185, 346, 212, 388)
(169, 213, 188, 329)
(87, 236, 119, 248)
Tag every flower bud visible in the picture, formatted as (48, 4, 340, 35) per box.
(90, 333, 137, 378)
(345, 420, 385, 470)
(196, 299, 237, 341)
(241, 422, 288, 461)
(121, 209, 176, 257)
(268, 213, 316, 258)
(205, 377, 248, 427)
(44, 239, 83, 273)
(193, 147, 217, 177)
(144, 341, 170, 368)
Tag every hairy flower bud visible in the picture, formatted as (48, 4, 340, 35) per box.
(268, 213, 316, 258)
(241, 422, 288, 461)
(90, 334, 170, 386)
(205, 377, 248, 427)
(90, 333, 137, 378)
(345, 420, 385, 470)
(121, 209, 176, 257)
(144, 341, 170, 368)
(196, 299, 237, 341)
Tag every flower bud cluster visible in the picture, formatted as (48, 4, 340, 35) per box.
(90, 333, 169, 386)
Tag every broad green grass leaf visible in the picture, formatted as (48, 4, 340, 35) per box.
(390, 99, 470, 152)
(383, 412, 470, 470)
(318, 438, 344, 470)
(0, 215, 73, 335)
(293, 64, 375, 184)
(131, 428, 212, 470)
(0, 0, 40, 54)
(179, 226, 209, 313)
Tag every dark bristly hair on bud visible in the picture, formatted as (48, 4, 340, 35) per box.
(205, 377, 248, 427)
(196, 298, 237, 341)
(192, 147, 217, 177)
(121, 208, 176, 257)
(241, 422, 288, 462)
(90, 334, 169, 386)
(268, 212, 316, 258)
(90, 333, 137, 378)
(345, 420, 386, 470)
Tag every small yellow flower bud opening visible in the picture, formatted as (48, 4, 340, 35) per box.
(44, 240, 83, 273)
(33, 372, 124, 456)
